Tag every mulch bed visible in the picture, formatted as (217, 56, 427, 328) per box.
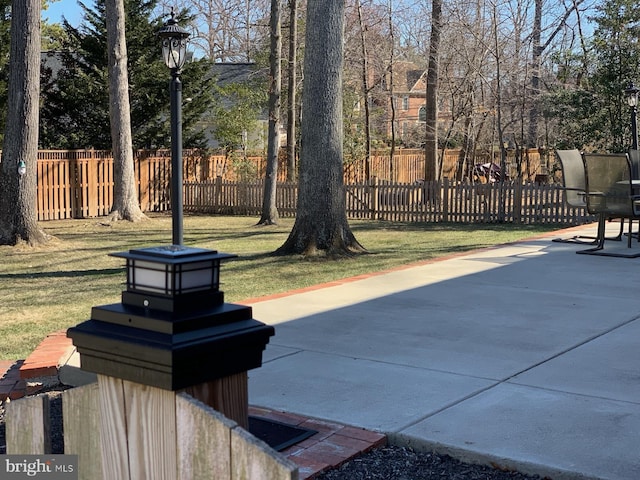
(316, 444, 545, 480)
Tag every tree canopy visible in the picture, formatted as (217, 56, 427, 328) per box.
(39, 0, 216, 150)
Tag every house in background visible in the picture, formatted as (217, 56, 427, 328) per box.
(381, 61, 427, 145)
(202, 62, 286, 152)
(379, 61, 454, 147)
(208, 63, 265, 151)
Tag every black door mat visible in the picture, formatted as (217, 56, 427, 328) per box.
(248, 415, 318, 452)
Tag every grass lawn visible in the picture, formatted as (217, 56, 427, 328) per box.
(0, 213, 560, 360)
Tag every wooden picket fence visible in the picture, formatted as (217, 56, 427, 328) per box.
(29, 148, 580, 225)
(184, 178, 592, 226)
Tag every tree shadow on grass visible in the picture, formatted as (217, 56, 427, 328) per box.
(0, 268, 124, 280)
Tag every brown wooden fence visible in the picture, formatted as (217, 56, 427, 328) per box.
(183, 178, 591, 225)
(30, 148, 569, 224)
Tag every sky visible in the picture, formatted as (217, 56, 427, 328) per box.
(42, 0, 95, 27)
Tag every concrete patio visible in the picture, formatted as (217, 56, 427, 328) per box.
(246, 223, 640, 480)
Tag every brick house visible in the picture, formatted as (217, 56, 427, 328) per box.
(385, 61, 428, 145)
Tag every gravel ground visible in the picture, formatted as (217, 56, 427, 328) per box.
(1, 388, 543, 479)
(315, 445, 544, 480)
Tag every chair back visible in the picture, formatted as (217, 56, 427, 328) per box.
(555, 149, 586, 208)
(628, 149, 640, 179)
(582, 153, 634, 216)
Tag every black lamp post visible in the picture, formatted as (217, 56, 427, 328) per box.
(67, 9, 274, 432)
(625, 83, 639, 151)
(157, 9, 190, 246)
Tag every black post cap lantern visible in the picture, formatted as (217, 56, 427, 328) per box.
(112, 246, 236, 312)
(67, 246, 274, 390)
(157, 8, 190, 71)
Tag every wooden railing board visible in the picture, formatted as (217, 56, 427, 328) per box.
(5, 379, 299, 480)
(63, 383, 102, 480)
(5, 393, 51, 454)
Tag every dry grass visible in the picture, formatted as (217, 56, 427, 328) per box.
(0, 213, 559, 360)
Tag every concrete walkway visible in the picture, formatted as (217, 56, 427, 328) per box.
(246, 223, 640, 480)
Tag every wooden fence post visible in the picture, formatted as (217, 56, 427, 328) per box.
(138, 155, 150, 211)
(370, 176, 379, 220)
(215, 175, 223, 210)
(442, 179, 449, 222)
(182, 372, 249, 430)
(87, 156, 98, 217)
(513, 182, 523, 223)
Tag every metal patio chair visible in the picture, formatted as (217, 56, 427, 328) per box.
(577, 152, 640, 257)
(553, 149, 622, 244)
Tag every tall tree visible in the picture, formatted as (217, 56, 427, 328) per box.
(424, 0, 442, 181)
(586, 0, 640, 151)
(104, 0, 146, 222)
(276, 0, 364, 256)
(386, 0, 395, 181)
(0, 0, 48, 245)
(355, 0, 372, 180)
(258, 0, 282, 225)
(527, 0, 588, 147)
(0, 0, 12, 146)
(285, 0, 298, 182)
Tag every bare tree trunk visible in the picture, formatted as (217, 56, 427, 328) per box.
(424, 0, 442, 181)
(105, 0, 146, 223)
(528, 0, 587, 146)
(275, 0, 364, 256)
(356, 0, 371, 182)
(0, 0, 48, 246)
(245, 0, 251, 61)
(527, 0, 542, 148)
(258, 0, 282, 225)
(286, 0, 298, 182)
(491, 5, 508, 221)
(387, 0, 395, 182)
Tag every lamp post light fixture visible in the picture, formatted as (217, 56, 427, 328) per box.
(625, 82, 639, 151)
(157, 9, 190, 246)
(67, 9, 274, 430)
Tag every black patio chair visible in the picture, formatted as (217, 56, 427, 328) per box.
(628, 148, 640, 180)
(552, 149, 622, 244)
(577, 152, 640, 257)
